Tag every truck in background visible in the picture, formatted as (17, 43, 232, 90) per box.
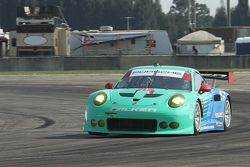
(9, 6, 70, 57)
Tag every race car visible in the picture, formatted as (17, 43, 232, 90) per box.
(83, 65, 234, 135)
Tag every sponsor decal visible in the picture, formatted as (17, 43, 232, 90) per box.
(130, 69, 185, 78)
(112, 107, 157, 113)
(202, 74, 227, 78)
(216, 122, 223, 127)
(219, 91, 225, 98)
(136, 89, 154, 94)
(202, 125, 215, 130)
(215, 112, 224, 118)
(132, 101, 137, 105)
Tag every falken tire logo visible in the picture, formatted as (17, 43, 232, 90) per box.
(112, 107, 157, 113)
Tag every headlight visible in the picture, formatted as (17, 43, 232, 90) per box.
(168, 94, 185, 108)
(94, 92, 107, 106)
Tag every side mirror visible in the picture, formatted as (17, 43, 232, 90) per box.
(199, 84, 211, 93)
(105, 82, 113, 89)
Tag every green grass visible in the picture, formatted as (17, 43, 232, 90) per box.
(0, 69, 250, 75)
(0, 70, 126, 75)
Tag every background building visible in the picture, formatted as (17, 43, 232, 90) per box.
(177, 30, 224, 56)
(9, 6, 70, 57)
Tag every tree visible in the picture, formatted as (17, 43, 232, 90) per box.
(101, 0, 133, 30)
(196, 3, 213, 27)
(167, 0, 189, 42)
(0, 0, 16, 30)
(133, 0, 161, 29)
(212, 0, 227, 27)
(166, 0, 212, 42)
(231, 0, 250, 26)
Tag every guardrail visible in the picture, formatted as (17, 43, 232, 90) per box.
(0, 55, 250, 71)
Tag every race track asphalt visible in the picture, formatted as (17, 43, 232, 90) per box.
(0, 73, 250, 167)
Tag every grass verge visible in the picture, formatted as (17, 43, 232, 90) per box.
(0, 70, 126, 75)
(0, 69, 250, 75)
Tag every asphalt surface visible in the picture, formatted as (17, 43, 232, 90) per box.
(0, 73, 250, 167)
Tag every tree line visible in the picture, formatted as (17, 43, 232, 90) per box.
(0, 0, 249, 42)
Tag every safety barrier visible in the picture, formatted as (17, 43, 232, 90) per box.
(0, 55, 250, 71)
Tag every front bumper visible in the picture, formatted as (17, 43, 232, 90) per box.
(83, 106, 195, 135)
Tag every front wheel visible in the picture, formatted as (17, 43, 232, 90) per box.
(223, 98, 232, 131)
(194, 101, 202, 135)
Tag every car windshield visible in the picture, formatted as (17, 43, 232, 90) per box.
(115, 70, 192, 91)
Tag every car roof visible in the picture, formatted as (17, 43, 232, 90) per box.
(129, 65, 196, 73)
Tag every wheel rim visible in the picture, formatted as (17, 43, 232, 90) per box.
(194, 103, 201, 131)
(224, 100, 231, 128)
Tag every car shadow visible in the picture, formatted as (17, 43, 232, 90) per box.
(44, 133, 103, 139)
(44, 133, 194, 140)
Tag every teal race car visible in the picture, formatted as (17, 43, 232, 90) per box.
(83, 65, 234, 135)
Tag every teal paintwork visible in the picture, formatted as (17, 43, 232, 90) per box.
(83, 66, 230, 135)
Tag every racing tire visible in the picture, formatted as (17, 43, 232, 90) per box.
(223, 98, 232, 131)
(194, 101, 202, 135)
(88, 131, 109, 136)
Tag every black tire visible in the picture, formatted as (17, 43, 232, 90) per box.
(194, 101, 202, 135)
(88, 131, 109, 136)
(223, 98, 232, 131)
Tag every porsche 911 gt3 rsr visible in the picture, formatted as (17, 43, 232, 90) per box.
(83, 65, 234, 135)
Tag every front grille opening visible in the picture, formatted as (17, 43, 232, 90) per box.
(133, 98, 140, 102)
(107, 118, 157, 132)
(144, 94, 163, 98)
(119, 93, 134, 97)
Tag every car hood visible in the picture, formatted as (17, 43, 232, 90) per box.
(110, 88, 191, 106)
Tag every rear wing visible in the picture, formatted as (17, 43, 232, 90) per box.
(199, 71, 234, 86)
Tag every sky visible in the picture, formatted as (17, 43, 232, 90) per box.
(160, 0, 239, 16)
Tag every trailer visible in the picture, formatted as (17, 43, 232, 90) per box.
(70, 27, 173, 56)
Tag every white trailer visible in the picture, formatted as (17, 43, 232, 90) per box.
(70, 27, 173, 56)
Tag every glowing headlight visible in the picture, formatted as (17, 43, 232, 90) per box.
(94, 92, 107, 106)
(168, 94, 185, 108)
